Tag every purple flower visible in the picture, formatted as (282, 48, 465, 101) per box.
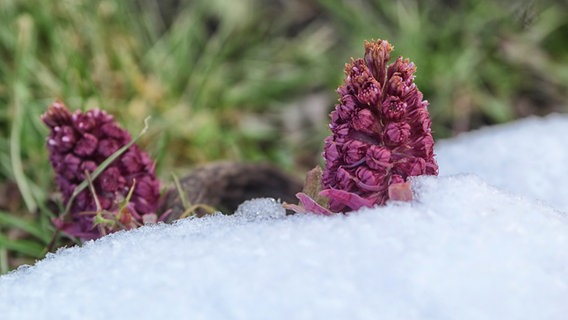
(42, 100, 160, 240)
(293, 39, 438, 214)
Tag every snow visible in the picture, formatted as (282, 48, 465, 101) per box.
(436, 114, 568, 211)
(1, 115, 568, 319)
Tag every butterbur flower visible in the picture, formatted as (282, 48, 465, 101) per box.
(42, 100, 160, 240)
(293, 39, 438, 214)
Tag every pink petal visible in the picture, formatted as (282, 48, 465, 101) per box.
(388, 182, 413, 202)
(289, 193, 334, 216)
(319, 189, 375, 211)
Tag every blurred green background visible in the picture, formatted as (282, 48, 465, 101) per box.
(1, 0, 567, 273)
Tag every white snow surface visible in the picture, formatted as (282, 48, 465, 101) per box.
(1, 115, 568, 320)
(436, 114, 568, 211)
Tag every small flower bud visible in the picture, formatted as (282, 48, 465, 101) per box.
(352, 109, 378, 135)
(365, 145, 391, 170)
(384, 122, 411, 146)
(343, 140, 367, 165)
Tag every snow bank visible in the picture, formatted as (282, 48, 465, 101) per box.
(436, 114, 568, 211)
(1, 115, 568, 320)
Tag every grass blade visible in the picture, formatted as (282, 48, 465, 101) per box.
(10, 15, 37, 213)
(10, 83, 37, 213)
(0, 234, 44, 258)
(0, 248, 8, 274)
(0, 210, 50, 243)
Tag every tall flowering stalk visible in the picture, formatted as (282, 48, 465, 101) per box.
(42, 100, 160, 240)
(293, 39, 438, 214)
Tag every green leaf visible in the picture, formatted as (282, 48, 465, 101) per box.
(0, 233, 45, 258)
(0, 210, 49, 243)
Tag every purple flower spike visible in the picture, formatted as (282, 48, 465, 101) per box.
(295, 39, 438, 214)
(42, 100, 160, 240)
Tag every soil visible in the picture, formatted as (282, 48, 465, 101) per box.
(161, 162, 303, 222)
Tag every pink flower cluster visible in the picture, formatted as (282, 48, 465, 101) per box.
(42, 101, 160, 240)
(314, 39, 438, 213)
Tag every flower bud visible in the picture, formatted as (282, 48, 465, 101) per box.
(317, 39, 438, 212)
(384, 122, 411, 146)
(42, 100, 160, 240)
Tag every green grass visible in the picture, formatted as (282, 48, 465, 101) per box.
(0, 0, 567, 274)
